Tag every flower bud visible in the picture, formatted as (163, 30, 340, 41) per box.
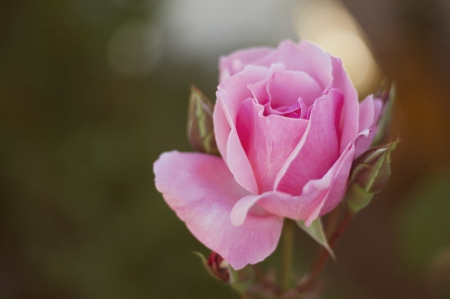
(193, 251, 254, 292)
(207, 251, 230, 282)
(372, 81, 395, 146)
(347, 140, 399, 213)
(187, 86, 220, 155)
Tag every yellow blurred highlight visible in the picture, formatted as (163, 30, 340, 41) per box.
(293, 0, 380, 95)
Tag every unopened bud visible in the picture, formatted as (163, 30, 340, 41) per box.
(207, 251, 230, 282)
(193, 251, 254, 292)
(372, 81, 395, 146)
(187, 86, 219, 155)
(347, 140, 399, 213)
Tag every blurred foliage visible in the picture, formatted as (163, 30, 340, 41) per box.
(397, 174, 450, 269)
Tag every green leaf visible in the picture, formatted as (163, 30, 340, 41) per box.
(296, 218, 335, 259)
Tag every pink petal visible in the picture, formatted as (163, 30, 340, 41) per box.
(219, 47, 273, 82)
(256, 40, 332, 90)
(247, 63, 286, 105)
(236, 99, 308, 193)
(267, 71, 323, 108)
(217, 66, 270, 126)
(355, 95, 384, 158)
(213, 99, 231, 161)
(215, 66, 270, 194)
(274, 89, 344, 195)
(231, 141, 356, 226)
(227, 128, 259, 194)
(373, 98, 383, 123)
(358, 95, 375, 132)
(325, 57, 359, 154)
(154, 151, 283, 270)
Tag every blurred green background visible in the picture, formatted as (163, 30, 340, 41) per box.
(1, 0, 450, 298)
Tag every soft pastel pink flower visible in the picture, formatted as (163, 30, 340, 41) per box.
(154, 40, 382, 270)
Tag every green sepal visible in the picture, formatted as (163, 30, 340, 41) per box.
(227, 263, 255, 292)
(351, 140, 399, 194)
(192, 251, 254, 292)
(345, 184, 375, 214)
(187, 86, 220, 155)
(296, 218, 335, 259)
(347, 139, 399, 213)
(372, 81, 396, 146)
(192, 251, 217, 279)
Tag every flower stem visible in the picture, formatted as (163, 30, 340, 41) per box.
(281, 218, 294, 293)
(296, 210, 354, 293)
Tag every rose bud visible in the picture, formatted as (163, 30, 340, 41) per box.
(187, 86, 219, 155)
(194, 251, 254, 291)
(346, 140, 399, 214)
(207, 251, 231, 282)
(155, 40, 388, 269)
(372, 81, 395, 146)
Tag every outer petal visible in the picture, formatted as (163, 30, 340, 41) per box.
(219, 47, 272, 82)
(236, 99, 308, 193)
(325, 57, 359, 154)
(274, 89, 343, 195)
(231, 140, 356, 227)
(215, 66, 270, 193)
(256, 40, 332, 90)
(355, 95, 384, 157)
(154, 151, 283, 270)
(358, 95, 375, 132)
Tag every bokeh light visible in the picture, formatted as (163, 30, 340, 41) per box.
(293, 0, 380, 95)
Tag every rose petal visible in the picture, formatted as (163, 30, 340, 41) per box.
(355, 95, 384, 157)
(213, 99, 231, 160)
(274, 89, 344, 195)
(215, 66, 270, 193)
(325, 57, 359, 154)
(227, 128, 259, 194)
(219, 47, 272, 82)
(358, 95, 375, 132)
(217, 66, 270, 126)
(154, 151, 283, 270)
(256, 40, 332, 90)
(236, 99, 308, 193)
(231, 141, 356, 226)
(248, 63, 286, 106)
(267, 71, 323, 108)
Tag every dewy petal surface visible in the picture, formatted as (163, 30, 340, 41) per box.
(154, 151, 283, 270)
(236, 99, 308, 193)
(274, 89, 344, 195)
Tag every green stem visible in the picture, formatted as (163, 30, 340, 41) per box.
(281, 218, 294, 293)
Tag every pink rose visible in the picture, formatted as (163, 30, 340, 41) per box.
(154, 40, 382, 270)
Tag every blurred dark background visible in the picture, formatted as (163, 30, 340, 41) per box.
(1, 0, 450, 298)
